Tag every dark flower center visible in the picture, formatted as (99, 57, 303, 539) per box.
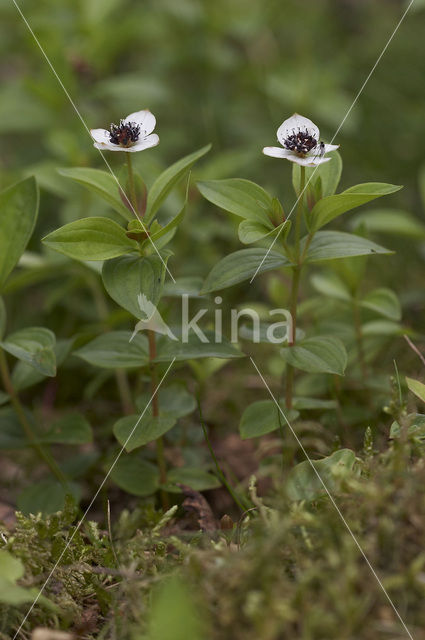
(109, 120, 140, 147)
(284, 129, 317, 156)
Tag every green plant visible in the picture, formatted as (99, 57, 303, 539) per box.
(198, 114, 402, 454)
(40, 120, 245, 511)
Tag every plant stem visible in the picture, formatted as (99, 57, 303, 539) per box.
(285, 166, 305, 410)
(294, 167, 305, 259)
(147, 329, 169, 510)
(0, 348, 68, 487)
(88, 275, 134, 415)
(126, 155, 168, 509)
(115, 370, 134, 415)
(126, 153, 137, 217)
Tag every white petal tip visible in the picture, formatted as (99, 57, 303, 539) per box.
(324, 143, 340, 153)
(262, 146, 290, 159)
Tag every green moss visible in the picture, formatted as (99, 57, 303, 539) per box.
(0, 442, 423, 639)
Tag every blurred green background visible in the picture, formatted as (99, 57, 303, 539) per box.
(1, 0, 425, 326)
(1, 0, 424, 181)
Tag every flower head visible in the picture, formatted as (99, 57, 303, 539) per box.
(263, 114, 338, 166)
(90, 109, 159, 153)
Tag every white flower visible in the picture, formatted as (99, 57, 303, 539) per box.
(263, 113, 339, 167)
(90, 109, 159, 152)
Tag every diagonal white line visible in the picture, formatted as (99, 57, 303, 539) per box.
(250, 0, 416, 284)
(11, 0, 176, 283)
(249, 356, 415, 640)
(12, 357, 176, 638)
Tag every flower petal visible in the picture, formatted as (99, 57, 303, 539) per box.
(277, 114, 320, 146)
(124, 110, 156, 135)
(125, 133, 160, 152)
(262, 146, 293, 159)
(285, 155, 331, 167)
(306, 144, 339, 158)
(305, 143, 339, 160)
(93, 134, 159, 153)
(90, 128, 110, 144)
(322, 143, 339, 153)
(93, 141, 124, 152)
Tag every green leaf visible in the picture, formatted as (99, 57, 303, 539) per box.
(361, 288, 401, 321)
(1, 327, 56, 376)
(238, 219, 290, 245)
(0, 297, 6, 340)
(0, 547, 57, 604)
(0, 408, 92, 448)
(41, 413, 93, 445)
(150, 200, 186, 243)
(149, 175, 190, 246)
(109, 453, 159, 496)
(17, 478, 80, 516)
(362, 320, 402, 336)
(60, 451, 99, 479)
(0, 579, 42, 606)
(0, 550, 24, 582)
(74, 331, 149, 368)
(197, 178, 273, 225)
(102, 254, 166, 318)
(309, 183, 402, 231)
(350, 208, 425, 238)
(310, 272, 351, 302)
(136, 382, 196, 418)
(113, 414, 176, 452)
(390, 413, 425, 442)
(12, 338, 72, 392)
(42, 217, 137, 261)
(155, 331, 243, 362)
(281, 336, 347, 375)
(286, 449, 356, 501)
(145, 144, 211, 224)
(201, 249, 292, 294)
(293, 150, 342, 198)
(164, 467, 221, 492)
(239, 323, 304, 345)
(239, 400, 298, 439)
(58, 167, 132, 221)
(238, 220, 271, 244)
(146, 576, 205, 640)
(292, 397, 338, 410)
(188, 358, 227, 383)
(303, 231, 392, 263)
(406, 378, 425, 404)
(163, 276, 203, 298)
(0, 176, 39, 290)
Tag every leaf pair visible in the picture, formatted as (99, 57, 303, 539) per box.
(46, 145, 212, 262)
(109, 455, 219, 496)
(75, 329, 243, 369)
(197, 178, 289, 246)
(200, 232, 392, 295)
(196, 168, 397, 294)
